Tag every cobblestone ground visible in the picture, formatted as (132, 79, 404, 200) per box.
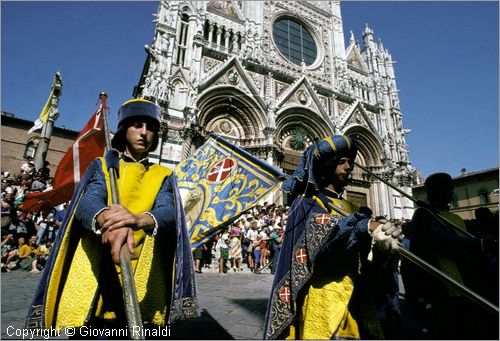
(1, 265, 274, 340)
(2, 263, 428, 340)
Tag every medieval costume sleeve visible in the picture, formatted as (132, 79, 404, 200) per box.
(25, 157, 198, 330)
(263, 190, 379, 340)
(73, 160, 177, 236)
(264, 135, 385, 340)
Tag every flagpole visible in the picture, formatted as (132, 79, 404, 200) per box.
(353, 161, 476, 239)
(99, 92, 144, 339)
(326, 200, 499, 315)
(34, 72, 63, 171)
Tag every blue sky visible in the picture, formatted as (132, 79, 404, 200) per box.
(2, 1, 498, 178)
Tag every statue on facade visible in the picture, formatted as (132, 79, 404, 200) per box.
(185, 107, 197, 127)
(252, 33, 262, 63)
(391, 91, 400, 108)
(159, 32, 170, 53)
(158, 78, 169, 102)
(157, 0, 174, 26)
(151, 75, 162, 98)
(266, 100, 276, 127)
(230, 33, 240, 52)
(141, 77, 152, 97)
(301, 60, 307, 73)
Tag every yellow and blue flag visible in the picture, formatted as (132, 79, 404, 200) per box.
(174, 133, 286, 249)
(28, 73, 62, 134)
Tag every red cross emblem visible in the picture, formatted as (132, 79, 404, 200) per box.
(315, 214, 330, 224)
(279, 287, 291, 303)
(295, 248, 308, 264)
(207, 158, 235, 182)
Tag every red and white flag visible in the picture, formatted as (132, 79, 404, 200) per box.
(22, 106, 105, 213)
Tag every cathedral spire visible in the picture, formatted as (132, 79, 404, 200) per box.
(349, 30, 355, 46)
(363, 23, 375, 50)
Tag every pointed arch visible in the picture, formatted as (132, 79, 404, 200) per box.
(344, 125, 383, 165)
(170, 78, 188, 110)
(197, 86, 267, 142)
(343, 124, 384, 183)
(275, 106, 333, 173)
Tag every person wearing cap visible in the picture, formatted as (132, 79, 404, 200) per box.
(268, 225, 282, 275)
(229, 221, 243, 272)
(26, 98, 198, 332)
(263, 135, 402, 340)
(401, 172, 496, 339)
(20, 158, 36, 180)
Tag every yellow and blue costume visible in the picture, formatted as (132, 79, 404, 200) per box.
(264, 135, 383, 339)
(25, 154, 198, 329)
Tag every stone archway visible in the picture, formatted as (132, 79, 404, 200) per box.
(275, 106, 333, 177)
(344, 125, 386, 215)
(196, 86, 268, 146)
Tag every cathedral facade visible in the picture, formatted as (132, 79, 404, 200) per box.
(133, 0, 417, 219)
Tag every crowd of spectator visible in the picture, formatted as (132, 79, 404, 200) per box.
(2, 156, 498, 299)
(194, 202, 288, 275)
(1, 157, 66, 273)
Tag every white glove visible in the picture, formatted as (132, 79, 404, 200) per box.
(367, 220, 403, 262)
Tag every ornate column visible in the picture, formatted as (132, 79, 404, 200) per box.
(34, 72, 63, 171)
(208, 22, 215, 44)
(216, 26, 223, 49)
(158, 121, 169, 165)
(181, 127, 198, 160)
(225, 28, 231, 50)
(186, 14, 197, 66)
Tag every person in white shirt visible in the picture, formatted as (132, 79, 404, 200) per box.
(215, 232, 230, 275)
(246, 221, 259, 271)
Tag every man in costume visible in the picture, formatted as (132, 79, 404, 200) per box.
(264, 135, 401, 339)
(401, 172, 497, 339)
(26, 98, 198, 332)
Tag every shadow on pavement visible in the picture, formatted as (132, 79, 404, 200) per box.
(169, 309, 234, 340)
(228, 298, 268, 317)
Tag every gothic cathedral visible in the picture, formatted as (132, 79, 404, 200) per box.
(133, 1, 417, 219)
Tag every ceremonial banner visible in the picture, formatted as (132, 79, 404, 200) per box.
(28, 88, 54, 134)
(174, 133, 286, 249)
(28, 74, 61, 134)
(23, 106, 105, 213)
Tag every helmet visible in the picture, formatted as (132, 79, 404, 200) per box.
(111, 98, 161, 152)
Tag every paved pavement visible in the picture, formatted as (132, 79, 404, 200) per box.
(1, 265, 274, 340)
(1, 263, 430, 340)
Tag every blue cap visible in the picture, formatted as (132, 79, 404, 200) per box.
(116, 98, 160, 128)
(111, 98, 161, 152)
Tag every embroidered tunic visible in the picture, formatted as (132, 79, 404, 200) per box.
(263, 189, 383, 339)
(25, 156, 198, 329)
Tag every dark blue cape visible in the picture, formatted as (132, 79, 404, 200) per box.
(263, 191, 370, 339)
